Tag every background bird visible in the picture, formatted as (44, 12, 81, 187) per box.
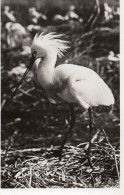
(5, 22, 27, 48)
(3, 6, 16, 23)
(12, 32, 115, 164)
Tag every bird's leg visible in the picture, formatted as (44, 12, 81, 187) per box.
(88, 107, 93, 155)
(58, 103, 75, 160)
(87, 107, 94, 169)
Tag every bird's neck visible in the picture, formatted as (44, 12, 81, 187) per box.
(37, 53, 57, 89)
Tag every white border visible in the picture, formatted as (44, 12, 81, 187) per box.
(0, 188, 123, 195)
(120, 0, 124, 192)
(1, 0, 123, 194)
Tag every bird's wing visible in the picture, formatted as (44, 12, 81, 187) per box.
(69, 77, 114, 108)
(55, 64, 114, 108)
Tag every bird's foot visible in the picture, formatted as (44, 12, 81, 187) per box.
(87, 154, 94, 170)
(52, 146, 63, 161)
(80, 153, 94, 170)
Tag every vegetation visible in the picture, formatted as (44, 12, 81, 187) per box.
(1, 0, 119, 188)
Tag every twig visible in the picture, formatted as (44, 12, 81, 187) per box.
(91, 172, 95, 187)
(2, 148, 46, 156)
(1, 87, 36, 110)
(77, 142, 88, 148)
(22, 156, 44, 165)
(19, 88, 36, 99)
(79, 27, 112, 41)
(15, 167, 28, 179)
(102, 129, 120, 179)
(90, 0, 100, 29)
(114, 153, 120, 179)
(102, 129, 115, 151)
(1, 99, 6, 110)
(29, 165, 32, 188)
(87, 6, 96, 24)
(85, 129, 100, 150)
(3, 130, 18, 163)
(13, 87, 35, 99)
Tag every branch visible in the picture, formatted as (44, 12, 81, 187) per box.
(90, 0, 100, 29)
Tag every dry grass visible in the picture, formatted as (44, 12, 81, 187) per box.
(1, 130, 120, 188)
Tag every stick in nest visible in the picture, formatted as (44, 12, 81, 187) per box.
(102, 129, 120, 179)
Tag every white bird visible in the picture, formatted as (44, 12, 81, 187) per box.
(108, 51, 119, 62)
(104, 3, 113, 21)
(5, 22, 27, 48)
(27, 24, 42, 33)
(29, 7, 47, 24)
(53, 14, 67, 25)
(3, 6, 16, 22)
(7, 64, 26, 78)
(12, 33, 114, 165)
(20, 46, 31, 56)
(65, 5, 79, 20)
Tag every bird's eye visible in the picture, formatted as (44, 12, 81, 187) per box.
(33, 50, 37, 57)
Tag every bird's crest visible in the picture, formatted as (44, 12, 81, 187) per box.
(32, 32, 70, 58)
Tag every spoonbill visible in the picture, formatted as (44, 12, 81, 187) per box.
(3, 6, 16, 22)
(104, 3, 113, 21)
(65, 5, 82, 22)
(12, 32, 114, 164)
(29, 7, 47, 24)
(5, 22, 27, 48)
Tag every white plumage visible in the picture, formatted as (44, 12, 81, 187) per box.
(5, 22, 27, 48)
(4, 6, 16, 22)
(31, 32, 114, 109)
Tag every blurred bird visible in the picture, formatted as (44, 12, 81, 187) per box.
(27, 24, 42, 32)
(53, 5, 83, 25)
(65, 5, 83, 23)
(3, 6, 16, 22)
(27, 24, 43, 37)
(12, 33, 114, 165)
(20, 46, 31, 56)
(108, 51, 119, 62)
(65, 5, 79, 20)
(53, 14, 68, 25)
(8, 64, 26, 78)
(104, 3, 113, 21)
(29, 7, 47, 24)
(5, 22, 27, 48)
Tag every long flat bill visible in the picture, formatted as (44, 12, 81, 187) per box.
(11, 54, 36, 99)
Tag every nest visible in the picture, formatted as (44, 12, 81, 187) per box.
(1, 132, 120, 188)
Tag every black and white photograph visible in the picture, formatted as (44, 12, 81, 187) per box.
(1, 0, 121, 191)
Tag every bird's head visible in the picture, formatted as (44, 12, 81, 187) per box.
(31, 41, 46, 60)
(11, 32, 69, 98)
(31, 32, 69, 60)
